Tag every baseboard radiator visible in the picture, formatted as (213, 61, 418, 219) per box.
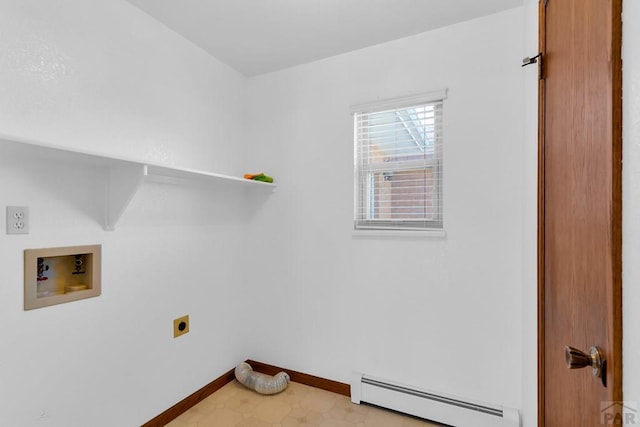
(351, 372, 520, 427)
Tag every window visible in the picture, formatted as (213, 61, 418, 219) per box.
(353, 90, 445, 231)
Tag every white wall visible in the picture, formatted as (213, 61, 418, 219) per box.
(521, 1, 538, 426)
(0, 0, 246, 175)
(0, 1, 251, 426)
(623, 0, 640, 409)
(245, 7, 525, 412)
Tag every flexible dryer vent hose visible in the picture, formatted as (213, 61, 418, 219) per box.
(234, 362, 290, 395)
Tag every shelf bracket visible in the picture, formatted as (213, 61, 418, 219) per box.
(104, 163, 147, 231)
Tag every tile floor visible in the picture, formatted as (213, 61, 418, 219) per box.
(166, 380, 441, 427)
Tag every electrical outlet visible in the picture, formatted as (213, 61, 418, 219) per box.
(6, 206, 29, 235)
(173, 315, 189, 338)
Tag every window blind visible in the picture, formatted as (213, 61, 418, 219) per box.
(354, 93, 444, 230)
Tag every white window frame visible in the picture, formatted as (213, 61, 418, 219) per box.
(351, 89, 447, 233)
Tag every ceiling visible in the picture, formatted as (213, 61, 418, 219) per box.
(125, 0, 523, 77)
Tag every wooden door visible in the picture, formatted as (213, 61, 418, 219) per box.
(539, 0, 622, 425)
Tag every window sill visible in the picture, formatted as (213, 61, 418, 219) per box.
(352, 229, 447, 239)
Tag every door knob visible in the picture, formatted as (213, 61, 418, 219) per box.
(565, 345, 604, 378)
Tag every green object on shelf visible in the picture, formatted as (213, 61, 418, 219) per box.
(252, 174, 274, 183)
(244, 173, 274, 183)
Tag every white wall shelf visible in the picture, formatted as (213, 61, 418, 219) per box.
(0, 133, 276, 231)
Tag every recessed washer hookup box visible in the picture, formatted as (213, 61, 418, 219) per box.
(24, 244, 101, 310)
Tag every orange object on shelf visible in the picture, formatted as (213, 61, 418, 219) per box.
(244, 173, 262, 179)
(244, 173, 274, 183)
